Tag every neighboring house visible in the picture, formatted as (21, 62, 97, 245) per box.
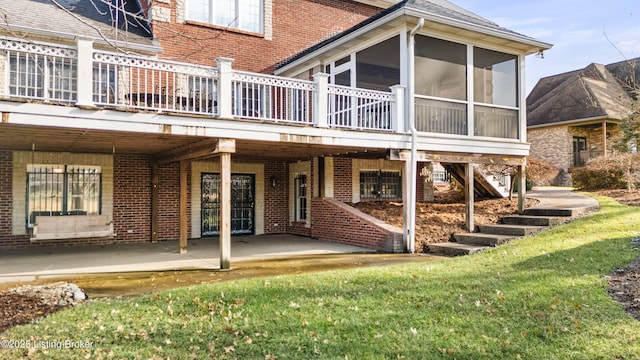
(527, 58, 640, 185)
(0, 0, 550, 266)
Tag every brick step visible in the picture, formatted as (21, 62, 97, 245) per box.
(453, 232, 516, 246)
(478, 224, 545, 236)
(428, 242, 489, 256)
(500, 215, 565, 227)
(523, 208, 574, 217)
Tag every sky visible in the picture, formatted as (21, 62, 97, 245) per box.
(453, 0, 640, 95)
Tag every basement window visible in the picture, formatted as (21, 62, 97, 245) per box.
(360, 170, 401, 200)
(26, 165, 102, 227)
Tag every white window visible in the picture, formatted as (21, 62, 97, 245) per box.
(186, 0, 263, 33)
(294, 174, 307, 221)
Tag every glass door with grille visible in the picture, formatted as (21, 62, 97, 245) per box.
(201, 173, 255, 236)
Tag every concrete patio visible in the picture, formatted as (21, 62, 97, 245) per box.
(0, 235, 374, 283)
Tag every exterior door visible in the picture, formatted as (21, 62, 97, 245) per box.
(201, 173, 255, 236)
(572, 137, 587, 166)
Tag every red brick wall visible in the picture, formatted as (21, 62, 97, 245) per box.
(152, 0, 380, 73)
(264, 161, 288, 234)
(333, 157, 352, 202)
(157, 162, 181, 241)
(288, 221, 311, 237)
(311, 197, 403, 252)
(113, 154, 152, 243)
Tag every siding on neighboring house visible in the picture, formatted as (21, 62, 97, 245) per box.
(528, 127, 572, 171)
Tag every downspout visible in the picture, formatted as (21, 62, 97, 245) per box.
(407, 18, 424, 254)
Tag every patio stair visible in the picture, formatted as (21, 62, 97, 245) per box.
(427, 210, 572, 256)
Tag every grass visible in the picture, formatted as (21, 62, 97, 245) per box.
(2, 195, 640, 359)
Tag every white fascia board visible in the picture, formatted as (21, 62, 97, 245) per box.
(0, 102, 408, 149)
(275, 9, 405, 75)
(1, 102, 529, 156)
(404, 9, 552, 54)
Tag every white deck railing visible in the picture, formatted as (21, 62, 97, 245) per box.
(0, 37, 522, 140)
(92, 50, 219, 116)
(327, 84, 394, 130)
(0, 39, 78, 104)
(230, 71, 315, 124)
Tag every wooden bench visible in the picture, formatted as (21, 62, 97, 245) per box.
(31, 215, 113, 241)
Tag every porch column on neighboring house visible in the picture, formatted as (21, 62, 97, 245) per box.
(465, 163, 475, 232)
(602, 121, 608, 157)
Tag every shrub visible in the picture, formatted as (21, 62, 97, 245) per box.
(572, 153, 640, 190)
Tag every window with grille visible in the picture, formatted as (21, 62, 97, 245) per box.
(9, 53, 77, 102)
(26, 165, 102, 227)
(294, 173, 307, 221)
(186, 0, 263, 33)
(360, 170, 401, 200)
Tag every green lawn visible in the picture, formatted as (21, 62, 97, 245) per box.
(2, 195, 640, 359)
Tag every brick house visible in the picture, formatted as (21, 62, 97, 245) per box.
(0, 0, 550, 267)
(527, 59, 640, 185)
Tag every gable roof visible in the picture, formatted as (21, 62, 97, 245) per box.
(527, 59, 639, 127)
(276, 0, 551, 73)
(0, 0, 158, 53)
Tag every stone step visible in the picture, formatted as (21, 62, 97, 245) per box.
(454, 232, 516, 246)
(500, 215, 565, 227)
(523, 208, 574, 217)
(428, 242, 489, 256)
(478, 224, 545, 236)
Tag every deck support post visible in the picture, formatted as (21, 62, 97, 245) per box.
(518, 164, 526, 215)
(179, 160, 188, 253)
(465, 162, 475, 232)
(219, 152, 232, 269)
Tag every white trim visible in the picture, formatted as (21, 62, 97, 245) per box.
(1, 100, 531, 156)
(277, 7, 551, 75)
(191, 161, 264, 238)
(12, 151, 114, 236)
(288, 161, 311, 227)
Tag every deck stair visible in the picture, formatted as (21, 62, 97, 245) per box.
(428, 210, 570, 256)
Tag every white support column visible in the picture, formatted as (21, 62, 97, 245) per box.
(518, 164, 526, 215)
(466, 44, 474, 137)
(465, 162, 475, 232)
(217, 57, 234, 119)
(314, 73, 329, 128)
(219, 152, 232, 269)
(518, 54, 527, 142)
(402, 158, 416, 252)
(390, 85, 405, 132)
(76, 37, 94, 107)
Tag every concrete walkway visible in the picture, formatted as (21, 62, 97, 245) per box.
(526, 186, 600, 214)
(0, 235, 373, 283)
